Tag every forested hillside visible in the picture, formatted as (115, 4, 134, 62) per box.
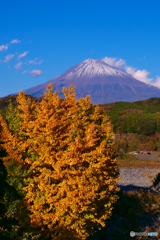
(99, 97, 160, 135)
(98, 97, 160, 152)
(1, 95, 160, 154)
(1, 95, 160, 137)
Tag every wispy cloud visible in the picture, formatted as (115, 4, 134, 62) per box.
(28, 57, 39, 64)
(3, 54, 14, 63)
(102, 56, 160, 89)
(88, 50, 94, 54)
(18, 51, 28, 60)
(23, 69, 43, 77)
(0, 45, 8, 51)
(28, 60, 34, 64)
(11, 39, 21, 44)
(28, 58, 43, 65)
(38, 60, 43, 64)
(0, 39, 20, 52)
(15, 62, 22, 69)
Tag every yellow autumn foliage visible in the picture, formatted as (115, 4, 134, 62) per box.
(0, 83, 121, 240)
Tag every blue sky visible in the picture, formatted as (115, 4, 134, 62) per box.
(1, 0, 160, 98)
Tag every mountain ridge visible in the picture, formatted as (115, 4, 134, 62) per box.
(3, 58, 160, 105)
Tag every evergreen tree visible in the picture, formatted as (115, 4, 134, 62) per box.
(0, 97, 38, 226)
(140, 118, 156, 136)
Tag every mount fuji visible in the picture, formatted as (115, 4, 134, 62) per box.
(7, 58, 160, 105)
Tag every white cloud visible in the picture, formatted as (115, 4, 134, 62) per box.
(0, 45, 8, 51)
(150, 76, 160, 89)
(114, 59, 126, 69)
(18, 51, 28, 60)
(7, 65, 11, 70)
(125, 66, 153, 85)
(3, 54, 14, 63)
(15, 62, 22, 69)
(102, 57, 117, 67)
(29, 69, 43, 76)
(126, 67, 160, 89)
(102, 55, 160, 89)
(23, 69, 43, 77)
(102, 57, 126, 69)
(11, 39, 21, 44)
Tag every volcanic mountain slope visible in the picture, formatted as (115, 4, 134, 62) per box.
(6, 58, 160, 105)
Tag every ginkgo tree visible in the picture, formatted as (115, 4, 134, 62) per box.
(0, 83, 121, 240)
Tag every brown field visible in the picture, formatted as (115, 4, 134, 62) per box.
(116, 152, 160, 169)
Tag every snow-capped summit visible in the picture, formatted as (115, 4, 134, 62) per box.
(6, 58, 160, 105)
(58, 58, 129, 80)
